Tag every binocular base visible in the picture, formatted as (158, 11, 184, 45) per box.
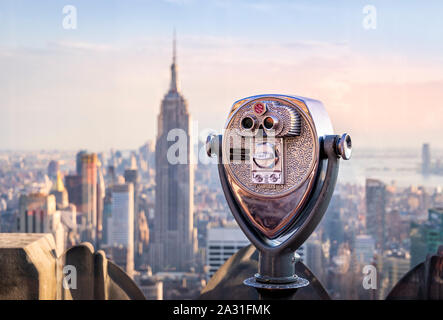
(244, 275, 309, 300)
(244, 275, 309, 290)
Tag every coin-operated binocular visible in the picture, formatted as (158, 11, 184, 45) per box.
(206, 94, 351, 298)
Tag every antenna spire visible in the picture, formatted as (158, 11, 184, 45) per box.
(169, 28, 178, 92)
(173, 28, 176, 65)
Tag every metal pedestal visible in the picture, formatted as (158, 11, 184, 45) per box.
(244, 250, 309, 300)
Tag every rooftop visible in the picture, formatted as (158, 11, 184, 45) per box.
(207, 227, 249, 242)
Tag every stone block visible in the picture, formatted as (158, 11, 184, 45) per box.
(0, 233, 58, 300)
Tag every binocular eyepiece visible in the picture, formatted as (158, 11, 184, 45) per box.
(207, 94, 351, 294)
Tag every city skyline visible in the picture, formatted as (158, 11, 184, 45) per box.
(1, 0, 443, 302)
(1, 1, 443, 150)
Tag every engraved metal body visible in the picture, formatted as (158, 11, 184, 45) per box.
(207, 94, 352, 298)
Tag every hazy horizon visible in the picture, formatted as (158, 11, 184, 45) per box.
(1, 0, 443, 150)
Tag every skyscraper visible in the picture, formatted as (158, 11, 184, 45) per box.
(380, 250, 411, 297)
(150, 35, 197, 272)
(66, 152, 100, 246)
(47, 160, 59, 180)
(96, 160, 105, 247)
(124, 169, 140, 264)
(305, 239, 324, 281)
(108, 183, 134, 277)
(19, 193, 56, 233)
(409, 208, 443, 269)
(354, 234, 376, 265)
(108, 184, 134, 246)
(409, 221, 427, 268)
(18, 193, 67, 254)
(139, 141, 155, 180)
(76, 150, 87, 176)
(80, 153, 98, 244)
(124, 169, 138, 215)
(422, 143, 431, 175)
(50, 171, 69, 210)
(366, 179, 387, 251)
(102, 189, 113, 246)
(426, 208, 443, 254)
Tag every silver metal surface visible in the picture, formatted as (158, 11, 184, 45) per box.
(244, 276, 309, 290)
(337, 133, 352, 160)
(241, 115, 257, 130)
(205, 134, 216, 157)
(209, 94, 351, 298)
(221, 95, 329, 239)
(275, 105, 301, 136)
(251, 139, 284, 185)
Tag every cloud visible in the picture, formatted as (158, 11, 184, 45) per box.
(47, 41, 115, 52)
(1, 35, 443, 150)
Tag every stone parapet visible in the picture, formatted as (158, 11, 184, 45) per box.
(0, 233, 145, 300)
(0, 233, 58, 300)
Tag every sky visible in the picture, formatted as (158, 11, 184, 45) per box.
(1, 0, 443, 151)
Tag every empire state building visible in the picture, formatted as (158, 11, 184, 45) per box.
(150, 36, 197, 272)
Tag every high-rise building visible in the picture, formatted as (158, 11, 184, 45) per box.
(107, 183, 134, 277)
(427, 208, 443, 254)
(124, 169, 138, 217)
(139, 141, 155, 180)
(18, 193, 56, 233)
(80, 153, 98, 244)
(66, 152, 100, 245)
(59, 204, 78, 249)
(96, 160, 105, 247)
(76, 150, 87, 176)
(409, 221, 427, 268)
(124, 169, 138, 185)
(47, 160, 59, 180)
(410, 208, 443, 269)
(18, 193, 67, 254)
(354, 234, 375, 265)
(206, 227, 249, 280)
(366, 179, 387, 250)
(129, 152, 137, 170)
(124, 169, 137, 220)
(422, 143, 431, 175)
(305, 239, 324, 281)
(125, 168, 144, 267)
(108, 184, 134, 247)
(50, 172, 69, 210)
(102, 189, 112, 246)
(380, 250, 411, 297)
(65, 174, 82, 210)
(150, 35, 197, 272)
(324, 194, 345, 257)
(106, 165, 116, 186)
